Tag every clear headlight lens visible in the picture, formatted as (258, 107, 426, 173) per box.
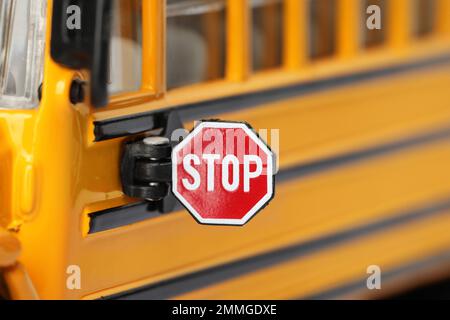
(0, 0, 47, 110)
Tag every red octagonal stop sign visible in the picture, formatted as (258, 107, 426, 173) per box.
(172, 121, 274, 226)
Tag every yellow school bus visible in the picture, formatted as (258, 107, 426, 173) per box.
(1, 0, 450, 300)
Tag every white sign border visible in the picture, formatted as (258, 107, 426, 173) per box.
(172, 121, 274, 226)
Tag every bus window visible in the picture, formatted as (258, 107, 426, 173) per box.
(252, 0, 283, 71)
(413, 0, 437, 38)
(309, 0, 337, 60)
(362, 0, 387, 48)
(108, 0, 143, 95)
(167, 0, 226, 90)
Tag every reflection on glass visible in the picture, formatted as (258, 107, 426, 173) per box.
(362, 0, 387, 48)
(252, 0, 283, 71)
(309, 0, 336, 59)
(413, 0, 437, 38)
(167, 0, 226, 90)
(109, 0, 143, 94)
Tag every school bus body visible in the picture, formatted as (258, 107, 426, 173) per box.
(1, 0, 450, 299)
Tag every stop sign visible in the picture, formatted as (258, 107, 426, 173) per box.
(172, 121, 274, 226)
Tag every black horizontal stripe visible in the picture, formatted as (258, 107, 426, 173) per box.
(89, 202, 161, 234)
(105, 198, 450, 300)
(94, 52, 450, 142)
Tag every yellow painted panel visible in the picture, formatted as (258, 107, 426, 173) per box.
(212, 65, 450, 169)
(337, 0, 360, 59)
(83, 140, 450, 300)
(388, 0, 412, 50)
(175, 210, 450, 299)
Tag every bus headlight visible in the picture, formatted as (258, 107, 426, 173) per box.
(0, 0, 47, 110)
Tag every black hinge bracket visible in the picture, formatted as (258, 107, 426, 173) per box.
(120, 111, 183, 213)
